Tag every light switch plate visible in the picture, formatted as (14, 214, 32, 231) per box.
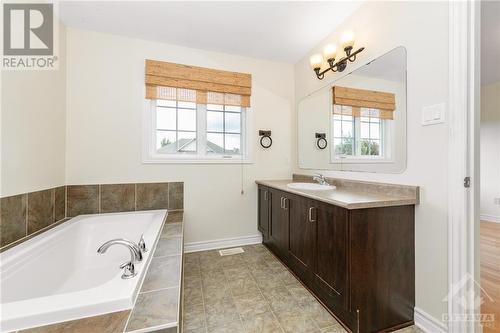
(422, 103, 446, 126)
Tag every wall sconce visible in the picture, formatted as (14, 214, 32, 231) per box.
(309, 31, 365, 80)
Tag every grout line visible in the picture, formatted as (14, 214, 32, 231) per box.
(98, 184, 102, 213)
(52, 188, 56, 224)
(64, 185, 67, 218)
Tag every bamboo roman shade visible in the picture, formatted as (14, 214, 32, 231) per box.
(145, 60, 252, 107)
(332, 86, 396, 120)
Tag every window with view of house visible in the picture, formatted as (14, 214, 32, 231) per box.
(143, 60, 251, 163)
(331, 86, 394, 161)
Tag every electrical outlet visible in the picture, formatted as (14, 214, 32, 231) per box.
(494, 198, 500, 205)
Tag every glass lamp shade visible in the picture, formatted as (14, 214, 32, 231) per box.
(323, 44, 337, 60)
(309, 54, 323, 70)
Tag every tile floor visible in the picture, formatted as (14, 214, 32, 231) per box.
(182, 244, 422, 333)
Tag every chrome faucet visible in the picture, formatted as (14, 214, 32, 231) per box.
(313, 173, 330, 186)
(97, 239, 142, 279)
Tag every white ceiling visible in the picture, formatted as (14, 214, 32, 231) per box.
(481, 0, 500, 85)
(59, 1, 362, 63)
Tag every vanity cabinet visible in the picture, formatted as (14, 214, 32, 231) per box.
(257, 186, 270, 241)
(258, 185, 415, 333)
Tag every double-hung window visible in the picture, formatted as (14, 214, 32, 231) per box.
(331, 86, 395, 162)
(144, 60, 252, 163)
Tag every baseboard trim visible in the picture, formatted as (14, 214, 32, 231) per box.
(414, 307, 447, 333)
(184, 234, 263, 253)
(480, 214, 500, 223)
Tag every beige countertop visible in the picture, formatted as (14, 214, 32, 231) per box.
(256, 179, 419, 210)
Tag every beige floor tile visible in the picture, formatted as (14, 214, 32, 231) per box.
(263, 285, 300, 313)
(185, 328, 207, 333)
(228, 277, 260, 296)
(287, 284, 317, 306)
(274, 308, 321, 333)
(184, 284, 203, 306)
(183, 302, 206, 331)
(204, 297, 240, 329)
(207, 320, 245, 333)
(203, 282, 232, 303)
(233, 292, 270, 317)
(320, 322, 348, 333)
(241, 312, 283, 333)
(300, 301, 338, 329)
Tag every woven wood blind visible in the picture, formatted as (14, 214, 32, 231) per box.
(332, 86, 395, 120)
(145, 60, 252, 107)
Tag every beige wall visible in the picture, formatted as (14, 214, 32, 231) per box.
(1, 24, 67, 197)
(294, 1, 449, 324)
(65, 28, 295, 244)
(480, 81, 500, 222)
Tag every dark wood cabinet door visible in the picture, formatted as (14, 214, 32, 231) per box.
(258, 186, 270, 240)
(268, 189, 289, 260)
(314, 201, 349, 309)
(288, 195, 315, 281)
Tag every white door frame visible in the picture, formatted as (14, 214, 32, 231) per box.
(448, 1, 481, 332)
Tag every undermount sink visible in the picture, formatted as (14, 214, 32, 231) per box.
(287, 182, 336, 191)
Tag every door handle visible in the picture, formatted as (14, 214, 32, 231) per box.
(280, 197, 284, 209)
(308, 207, 316, 222)
(264, 190, 268, 201)
(283, 198, 288, 210)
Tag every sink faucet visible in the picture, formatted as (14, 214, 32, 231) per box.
(97, 239, 142, 279)
(313, 173, 330, 186)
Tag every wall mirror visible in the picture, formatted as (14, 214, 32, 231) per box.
(298, 46, 407, 173)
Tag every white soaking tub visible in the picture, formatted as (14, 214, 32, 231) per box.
(0, 209, 167, 332)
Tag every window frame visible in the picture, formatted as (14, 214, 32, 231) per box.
(330, 107, 394, 164)
(143, 99, 253, 164)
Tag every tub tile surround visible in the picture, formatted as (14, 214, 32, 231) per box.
(17, 211, 184, 333)
(0, 182, 184, 251)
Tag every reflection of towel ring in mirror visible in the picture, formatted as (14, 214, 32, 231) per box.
(315, 133, 327, 150)
(259, 130, 272, 149)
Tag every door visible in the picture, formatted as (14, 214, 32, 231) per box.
(288, 195, 316, 281)
(258, 186, 270, 241)
(314, 201, 349, 309)
(269, 189, 289, 261)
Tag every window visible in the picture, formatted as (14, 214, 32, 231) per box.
(144, 60, 252, 163)
(206, 104, 243, 155)
(156, 99, 197, 154)
(331, 105, 388, 160)
(144, 88, 250, 163)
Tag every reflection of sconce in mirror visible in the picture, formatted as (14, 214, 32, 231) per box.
(315, 133, 327, 150)
(259, 130, 272, 148)
(309, 31, 365, 80)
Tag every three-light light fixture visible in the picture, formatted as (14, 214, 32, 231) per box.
(309, 31, 365, 80)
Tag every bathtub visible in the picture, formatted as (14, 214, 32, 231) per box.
(0, 209, 167, 332)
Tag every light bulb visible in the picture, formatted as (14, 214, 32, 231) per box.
(341, 31, 355, 49)
(323, 44, 337, 61)
(309, 54, 323, 70)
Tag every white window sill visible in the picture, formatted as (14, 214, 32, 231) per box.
(143, 155, 253, 164)
(330, 158, 395, 164)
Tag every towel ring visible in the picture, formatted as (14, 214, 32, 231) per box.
(315, 133, 327, 150)
(260, 134, 272, 148)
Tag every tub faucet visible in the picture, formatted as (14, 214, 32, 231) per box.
(97, 239, 142, 279)
(313, 173, 329, 186)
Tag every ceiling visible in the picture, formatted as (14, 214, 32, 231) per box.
(59, 1, 362, 63)
(482, 0, 500, 85)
